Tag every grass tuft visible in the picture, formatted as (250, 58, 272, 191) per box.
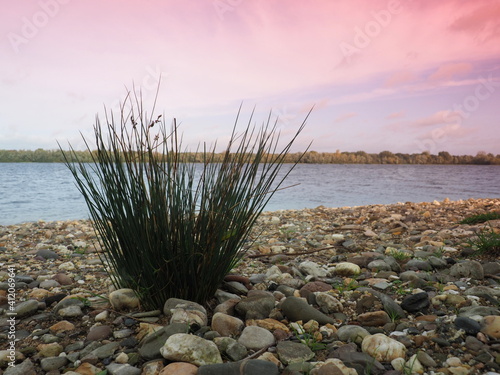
(60, 89, 310, 310)
(466, 225, 500, 257)
(459, 211, 500, 225)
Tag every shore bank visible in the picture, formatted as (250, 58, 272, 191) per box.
(1, 198, 500, 374)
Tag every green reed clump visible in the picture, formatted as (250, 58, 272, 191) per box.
(60, 91, 309, 309)
(459, 211, 500, 225)
(467, 225, 500, 257)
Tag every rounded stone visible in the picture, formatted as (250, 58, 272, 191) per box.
(160, 333, 223, 366)
(197, 359, 279, 375)
(336, 325, 370, 345)
(361, 333, 406, 362)
(39, 279, 60, 289)
(356, 311, 391, 327)
(163, 298, 207, 320)
(28, 288, 52, 300)
(450, 261, 484, 280)
(334, 262, 361, 277)
(417, 350, 437, 368)
(58, 261, 76, 271)
(36, 249, 59, 259)
(95, 310, 109, 321)
(53, 298, 84, 314)
(13, 299, 39, 318)
(315, 359, 358, 375)
(299, 281, 332, 297)
(114, 352, 129, 364)
(211, 312, 245, 337)
(401, 292, 429, 313)
(214, 298, 240, 315)
(105, 363, 141, 375)
(87, 325, 113, 341)
(238, 326, 275, 350)
(404, 259, 432, 271)
(298, 260, 328, 278)
(235, 291, 276, 320)
(367, 259, 391, 272)
(109, 288, 140, 311)
(40, 356, 69, 371)
(159, 362, 198, 375)
(226, 341, 248, 361)
(170, 308, 208, 327)
(0, 350, 25, 366)
(280, 296, 334, 325)
(37, 343, 63, 358)
(49, 320, 75, 334)
(454, 316, 481, 335)
(276, 341, 315, 365)
(53, 273, 73, 285)
(58, 305, 84, 317)
(246, 318, 289, 333)
(481, 315, 500, 339)
(404, 355, 424, 375)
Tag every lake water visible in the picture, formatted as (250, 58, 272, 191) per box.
(1, 163, 499, 225)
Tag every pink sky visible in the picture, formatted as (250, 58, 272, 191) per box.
(1, 0, 499, 155)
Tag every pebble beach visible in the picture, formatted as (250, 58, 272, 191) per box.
(1, 197, 500, 375)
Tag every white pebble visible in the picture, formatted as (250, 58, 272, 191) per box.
(114, 352, 129, 364)
(58, 261, 76, 271)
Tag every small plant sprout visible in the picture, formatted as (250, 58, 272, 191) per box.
(387, 248, 412, 261)
(290, 321, 327, 352)
(459, 211, 500, 225)
(467, 224, 500, 257)
(386, 308, 402, 323)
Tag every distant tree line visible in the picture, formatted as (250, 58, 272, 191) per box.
(0, 148, 499, 165)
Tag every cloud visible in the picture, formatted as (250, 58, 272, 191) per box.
(449, 1, 500, 43)
(410, 110, 458, 128)
(334, 112, 357, 124)
(428, 62, 473, 83)
(413, 122, 478, 153)
(418, 123, 475, 143)
(386, 111, 405, 119)
(384, 71, 418, 88)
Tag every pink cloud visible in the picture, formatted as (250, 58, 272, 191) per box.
(334, 112, 357, 124)
(428, 62, 473, 83)
(384, 71, 418, 88)
(449, 1, 500, 43)
(417, 123, 476, 144)
(386, 111, 405, 119)
(410, 111, 459, 128)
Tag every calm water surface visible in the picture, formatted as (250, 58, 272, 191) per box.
(1, 163, 499, 225)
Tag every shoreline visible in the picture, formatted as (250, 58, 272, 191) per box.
(1, 196, 499, 228)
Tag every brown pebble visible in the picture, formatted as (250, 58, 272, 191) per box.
(273, 328, 291, 341)
(159, 362, 198, 375)
(53, 273, 73, 285)
(86, 325, 112, 341)
(416, 315, 438, 322)
(413, 335, 428, 347)
(299, 281, 332, 297)
(49, 320, 75, 333)
(356, 311, 391, 327)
